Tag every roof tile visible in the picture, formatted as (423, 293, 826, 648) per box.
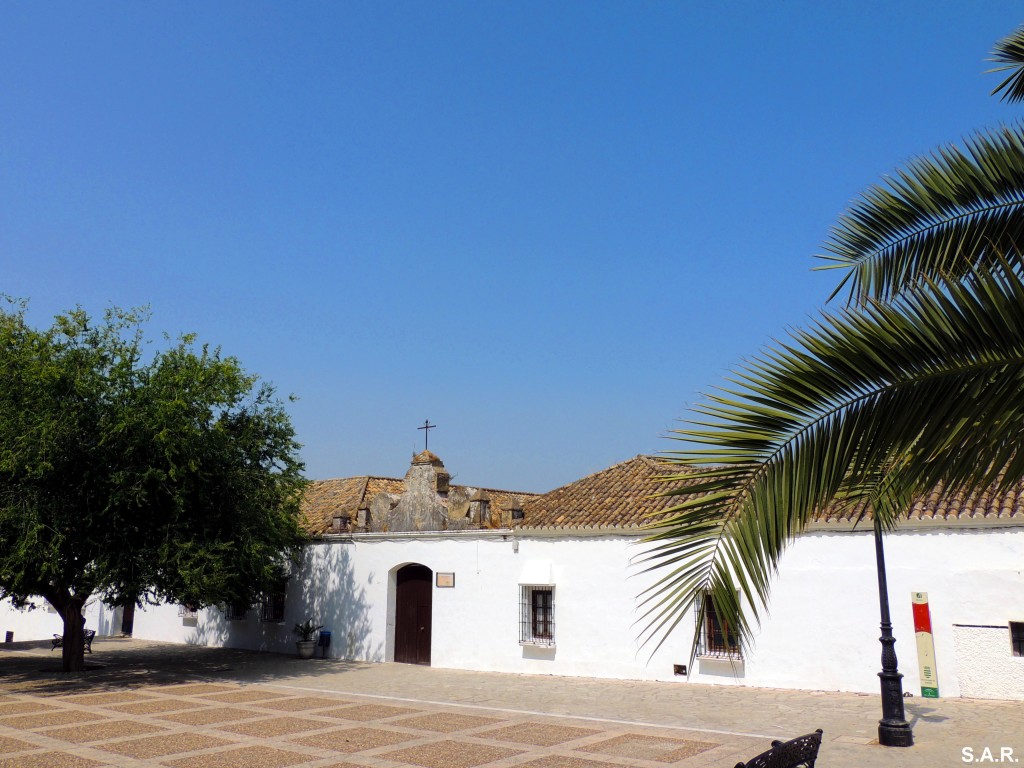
(519, 456, 1024, 530)
(302, 456, 1024, 535)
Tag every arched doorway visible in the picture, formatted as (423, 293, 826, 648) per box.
(394, 564, 432, 665)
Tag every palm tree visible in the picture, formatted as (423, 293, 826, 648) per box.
(640, 24, 1024, 719)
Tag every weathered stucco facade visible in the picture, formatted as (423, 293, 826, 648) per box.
(365, 450, 528, 532)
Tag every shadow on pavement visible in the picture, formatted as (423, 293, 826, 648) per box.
(905, 701, 950, 727)
(0, 637, 369, 696)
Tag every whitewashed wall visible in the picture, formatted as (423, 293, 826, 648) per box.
(130, 542, 377, 658)
(736, 526, 1024, 698)
(952, 625, 1024, 699)
(0, 597, 120, 643)
(130, 531, 688, 677)
(128, 524, 1024, 699)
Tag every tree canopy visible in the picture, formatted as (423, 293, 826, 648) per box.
(640, 25, 1024, 664)
(0, 302, 307, 671)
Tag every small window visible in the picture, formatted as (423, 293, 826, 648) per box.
(178, 603, 199, 627)
(520, 586, 555, 646)
(225, 601, 248, 621)
(1011, 622, 1024, 656)
(696, 593, 742, 659)
(260, 582, 286, 623)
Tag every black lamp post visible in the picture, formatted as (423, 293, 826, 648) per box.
(873, 518, 914, 747)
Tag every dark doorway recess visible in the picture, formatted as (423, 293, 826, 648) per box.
(121, 603, 135, 636)
(395, 564, 432, 665)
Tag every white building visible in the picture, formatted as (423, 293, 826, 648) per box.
(0, 597, 124, 646)
(123, 451, 1024, 700)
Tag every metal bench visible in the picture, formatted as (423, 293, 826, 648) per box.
(735, 729, 823, 768)
(51, 629, 96, 654)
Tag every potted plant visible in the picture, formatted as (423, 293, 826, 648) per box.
(293, 618, 323, 659)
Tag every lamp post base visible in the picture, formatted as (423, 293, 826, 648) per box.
(878, 721, 915, 747)
(877, 667, 914, 747)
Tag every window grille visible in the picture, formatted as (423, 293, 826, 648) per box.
(520, 586, 555, 646)
(695, 593, 742, 659)
(260, 583, 286, 623)
(177, 604, 198, 619)
(1011, 622, 1024, 656)
(225, 601, 248, 621)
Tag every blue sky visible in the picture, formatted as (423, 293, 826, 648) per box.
(2, 2, 1022, 491)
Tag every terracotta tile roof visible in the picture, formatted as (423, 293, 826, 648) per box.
(302, 456, 1024, 535)
(300, 476, 536, 535)
(518, 456, 1024, 531)
(300, 476, 400, 534)
(518, 456, 686, 530)
(816, 482, 1024, 526)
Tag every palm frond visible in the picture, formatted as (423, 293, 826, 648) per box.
(638, 265, 1024, 664)
(818, 125, 1024, 304)
(989, 25, 1024, 103)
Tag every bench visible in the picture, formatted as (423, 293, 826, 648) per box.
(51, 629, 96, 654)
(735, 729, 823, 768)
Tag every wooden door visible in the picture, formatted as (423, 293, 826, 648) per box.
(395, 564, 432, 665)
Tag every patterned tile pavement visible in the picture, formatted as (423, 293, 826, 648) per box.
(0, 677, 765, 767)
(2, 638, 1023, 767)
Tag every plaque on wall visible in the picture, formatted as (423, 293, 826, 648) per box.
(436, 572, 455, 588)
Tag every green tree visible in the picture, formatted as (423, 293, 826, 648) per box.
(0, 302, 307, 672)
(640, 26, 1024, 662)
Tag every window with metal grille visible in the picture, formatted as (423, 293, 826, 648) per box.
(260, 582, 286, 623)
(1011, 622, 1024, 656)
(696, 593, 742, 659)
(177, 604, 198, 619)
(225, 601, 248, 621)
(520, 586, 554, 646)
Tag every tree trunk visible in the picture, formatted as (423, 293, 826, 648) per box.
(44, 587, 90, 674)
(60, 598, 86, 673)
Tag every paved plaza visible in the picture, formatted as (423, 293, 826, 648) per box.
(1, 639, 1020, 768)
